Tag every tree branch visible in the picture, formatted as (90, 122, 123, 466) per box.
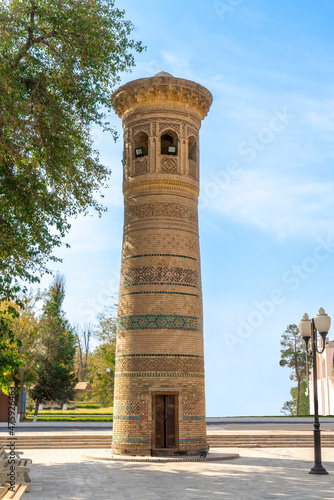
(15, 1, 56, 64)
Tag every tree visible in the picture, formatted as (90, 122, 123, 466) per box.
(30, 274, 77, 419)
(0, 0, 145, 296)
(75, 323, 94, 381)
(279, 324, 311, 416)
(0, 293, 40, 415)
(78, 306, 116, 406)
(291, 381, 310, 416)
(0, 302, 22, 388)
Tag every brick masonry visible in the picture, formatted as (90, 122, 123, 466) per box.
(111, 72, 212, 456)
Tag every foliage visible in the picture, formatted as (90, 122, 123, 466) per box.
(0, 0, 145, 294)
(78, 306, 116, 407)
(75, 403, 101, 409)
(279, 324, 311, 416)
(29, 275, 77, 409)
(291, 381, 309, 415)
(280, 400, 294, 416)
(0, 301, 23, 391)
(281, 381, 310, 416)
(0, 293, 40, 413)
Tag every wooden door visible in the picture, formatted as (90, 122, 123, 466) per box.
(153, 394, 178, 449)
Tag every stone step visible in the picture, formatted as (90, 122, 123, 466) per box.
(1, 434, 333, 449)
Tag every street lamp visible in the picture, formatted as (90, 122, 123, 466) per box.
(298, 307, 331, 475)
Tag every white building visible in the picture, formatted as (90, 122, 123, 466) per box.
(309, 340, 334, 415)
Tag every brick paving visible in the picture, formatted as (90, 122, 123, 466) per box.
(20, 447, 334, 500)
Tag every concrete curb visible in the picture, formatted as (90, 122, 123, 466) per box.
(82, 451, 240, 463)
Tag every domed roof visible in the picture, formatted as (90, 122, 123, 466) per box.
(153, 71, 174, 78)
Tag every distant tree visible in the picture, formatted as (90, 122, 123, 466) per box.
(79, 307, 116, 407)
(0, 0, 145, 297)
(279, 324, 311, 416)
(30, 275, 77, 419)
(75, 323, 95, 381)
(291, 381, 310, 416)
(280, 400, 294, 416)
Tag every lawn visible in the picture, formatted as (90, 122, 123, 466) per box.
(24, 406, 113, 422)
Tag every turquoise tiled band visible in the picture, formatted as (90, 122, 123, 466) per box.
(117, 314, 203, 332)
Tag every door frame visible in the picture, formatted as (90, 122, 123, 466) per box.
(152, 392, 179, 451)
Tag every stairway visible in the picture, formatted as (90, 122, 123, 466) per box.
(207, 434, 334, 448)
(0, 435, 112, 449)
(1, 433, 333, 449)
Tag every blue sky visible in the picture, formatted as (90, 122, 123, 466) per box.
(37, 0, 334, 416)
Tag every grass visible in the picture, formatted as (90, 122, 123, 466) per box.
(24, 406, 113, 422)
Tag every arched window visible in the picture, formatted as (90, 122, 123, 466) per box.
(134, 131, 148, 158)
(188, 136, 197, 161)
(161, 130, 178, 155)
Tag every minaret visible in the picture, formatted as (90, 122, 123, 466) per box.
(112, 72, 212, 456)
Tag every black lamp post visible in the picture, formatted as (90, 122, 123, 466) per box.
(298, 308, 331, 475)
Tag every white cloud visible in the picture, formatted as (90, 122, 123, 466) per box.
(203, 169, 334, 239)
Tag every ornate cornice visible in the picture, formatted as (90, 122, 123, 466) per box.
(123, 178, 199, 196)
(112, 75, 212, 121)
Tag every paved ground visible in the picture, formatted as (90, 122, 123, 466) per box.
(20, 447, 334, 500)
(2, 417, 334, 433)
(2, 420, 334, 499)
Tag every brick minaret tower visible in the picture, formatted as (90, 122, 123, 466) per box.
(112, 72, 212, 456)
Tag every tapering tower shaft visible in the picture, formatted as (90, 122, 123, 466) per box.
(112, 72, 212, 456)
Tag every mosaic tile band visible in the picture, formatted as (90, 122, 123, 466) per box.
(114, 400, 147, 416)
(116, 354, 204, 358)
(182, 416, 206, 421)
(120, 282, 201, 289)
(117, 314, 203, 331)
(116, 356, 204, 373)
(122, 253, 200, 263)
(121, 266, 201, 287)
(115, 372, 204, 378)
(119, 291, 201, 298)
(179, 438, 206, 442)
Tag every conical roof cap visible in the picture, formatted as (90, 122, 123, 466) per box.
(153, 71, 173, 77)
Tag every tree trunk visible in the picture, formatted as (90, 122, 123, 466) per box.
(17, 369, 25, 415)
(33, 400, 40, 423)
(296, 375, 301, 416)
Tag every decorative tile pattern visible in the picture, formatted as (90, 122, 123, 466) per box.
(187, 126, 198, 138)
(161, 157, 178, 173)
(116, 356, 204, 374)
(182, 416, 206, 421)
(182, 401, 205, 416)
(114, 400, 148, 417)
(113, 415, 141, 420)
(134, 158, 148, 175)
(121, 266, 201, 287)
(117, 354, 204, 358)
(117, 315, 203, 332)
(132, 122, 150, 137)
(122, 253, 200, 263)
(159, 122, 180, 134)
(119, 291, 201, 298)
(120, 282, 201, 289)
(179, 438, 206, 442)
(126, 202, 197, 224)
(115, 372, 203, 378)
(188, 159, 197, 179)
